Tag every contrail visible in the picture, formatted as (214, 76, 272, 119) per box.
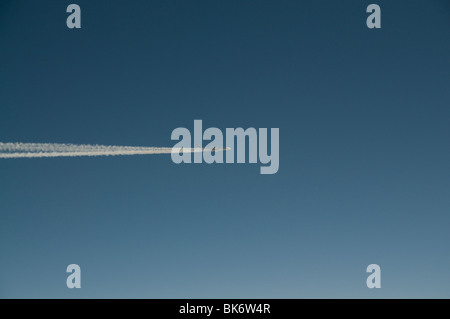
(0, 142, 227, 159)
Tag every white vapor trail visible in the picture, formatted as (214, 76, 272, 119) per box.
(0, 142, 212, 159)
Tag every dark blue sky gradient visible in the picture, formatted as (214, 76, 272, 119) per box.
(1, 0, 449, 298)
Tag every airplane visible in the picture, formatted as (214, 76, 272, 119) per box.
(194, 145, 231, 153)
(172, 146, 231, 154)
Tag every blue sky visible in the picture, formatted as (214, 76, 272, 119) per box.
(1, 0, 449, 298)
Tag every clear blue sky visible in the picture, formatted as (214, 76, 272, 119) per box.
(1, 0, 449, 298)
